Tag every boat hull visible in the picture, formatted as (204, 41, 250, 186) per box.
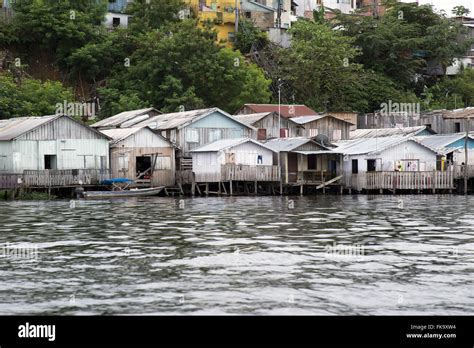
(82, 186, 164, 199)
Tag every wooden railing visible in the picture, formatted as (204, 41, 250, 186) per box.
(0, 174, 22, 189)
(194, 165, 280, 183)
(223, 165, 280, 182)
(23, 169, 110, 187)
(453, 165, 474, 179)
(344, 171, 454, 191)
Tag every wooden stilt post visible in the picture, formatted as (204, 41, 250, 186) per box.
(254, 180, 257, 195)
(230, 180, 233, 196)
(205, 183, 209, 196)
(300, 184, 303, 196)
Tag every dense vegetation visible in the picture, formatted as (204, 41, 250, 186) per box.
(0, 0, 473, 119)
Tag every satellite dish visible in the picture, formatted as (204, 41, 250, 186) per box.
(314, 134, 330, 147)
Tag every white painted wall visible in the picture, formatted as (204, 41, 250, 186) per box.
(104, 12, 131, 29)
(0, 139, 109, 173)
(342, 140, 438, 176)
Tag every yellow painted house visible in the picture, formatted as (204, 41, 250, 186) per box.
(187, 0, 239, 46)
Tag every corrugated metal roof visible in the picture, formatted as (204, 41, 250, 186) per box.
(264, 137, 322, 152)
(350, 126, 430, 139)
(415, 133, 474, 152)
(190, 137, 275, 152)
(236, 104, 317, 118)
(100, 126, 171, 146)
(0, 115, 59, 141)
(233, 112, 273, 125)
(99, 127, 144, 145)
(135, 108, 254, 130)
(334, 135, 439, 155)
(293, 150, 339, 155)
(91, 107, 159, 128)
(289, 115, 325, 124)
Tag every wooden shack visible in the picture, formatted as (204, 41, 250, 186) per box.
(290, 115, 353, 141)
(190, 138, 279, 183)
(335, 136, 453, 191)
(264, 137, 342, 184)
(100, 127, 176, 187)
(0, 115, 110, 187)
(233, 112, 298, 139)
(133, 108, 255, 168)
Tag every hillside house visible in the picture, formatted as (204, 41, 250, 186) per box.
(100, 127, 176, 187)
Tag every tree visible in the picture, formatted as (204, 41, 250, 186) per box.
(426, 69, 474, 109)
(98, 21, 271, 117)
(332, 3, 470, 88)
(0, 74, 74, 118)
(126, 0, 186, 33)
(277, 20, 363, 112)
(234, 19, 268, 54)
(452, 6, 470, 18)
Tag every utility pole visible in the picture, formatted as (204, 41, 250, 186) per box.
(277, 0, 282, 28)
(235, 0, 239, 38)
(464, 115, 470, 195)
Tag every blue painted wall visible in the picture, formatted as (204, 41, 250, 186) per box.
(448, 137, 474, 149)
(190, 111, 249, 131)
(107, 0, 130, 13)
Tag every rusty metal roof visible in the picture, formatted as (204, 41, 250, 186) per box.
(235, 104, 318, 118)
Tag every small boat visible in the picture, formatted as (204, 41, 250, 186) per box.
(82, 186, 164, 199)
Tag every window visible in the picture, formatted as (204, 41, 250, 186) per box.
(209, 129, 222, 142)
(245, 11, 251, 18)
(155, 156, 171, 170)
(257, 128, 267, 140)
(112, 17, 121, 27)
(280, 128, 289, 138)
(186, 128, 199, 143)
(44, 155, 57, 170)
(332, 129, 342, 141)
(100, 156, 108, 171)
(257, 155, 263, 164)
(118, 154, 129, 171)
(425, 124, 432, 130)
(352, 159, 358, 174)
(309, 129, 318, 137)
(367, 159, 376, 172)
(308, 154, 317, 170)
(455, 122, 461, 133)
(226, 153, 236, 164)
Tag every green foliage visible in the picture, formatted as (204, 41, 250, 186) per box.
(126, 0, 186, 33)
(3, 0, 107, 67)
(99, 21, 271, 116)
(426, 70, 474, 109)
(0, 73, 74, 118)
(234, 19, 268, 54)
(333, 3, 470, 88)
(452, 6, 470, 17)
(278, 20, 363, 112)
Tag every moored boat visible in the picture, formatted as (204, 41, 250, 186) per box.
(82, 186, 164, 199)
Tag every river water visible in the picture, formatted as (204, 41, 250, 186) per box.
(0, 195, 473, 315)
